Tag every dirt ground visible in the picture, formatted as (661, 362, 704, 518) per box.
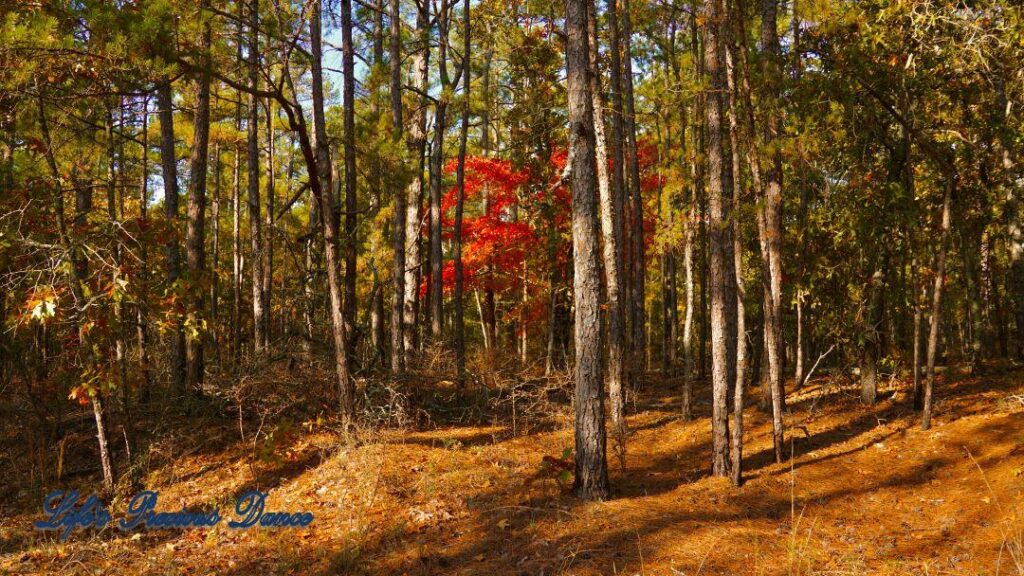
(2, 366, 1023, 575)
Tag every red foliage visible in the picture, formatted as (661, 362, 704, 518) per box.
(421, 143, 663, 317)
(418, 157, 539, 299)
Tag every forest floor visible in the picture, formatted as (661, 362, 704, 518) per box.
(2, 363, 1024, 575)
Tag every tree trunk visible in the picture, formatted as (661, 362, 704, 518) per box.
(186, 5, 211, 392)
(861, 266, 884, 405)
(106, 107, 129, 419)
(453, 0, 470, 380)
(137, 97, 154, 401)
(702, 0, 730, 478)
(725, 34, 745, 486)
(403, 0, 430, 355)
(912, 257, 924, 409)
(566, 0, 609, 500)
(232, 80, 243, 364)
(390, 0, 406, 373)
(794, 295, 803, 388)
(263, 99, 275, 351)
(310, 0, 355, 424)
(40, 97, 114, 492)
(962, 227, 984, 374)
(589, 3, 626, 458)
(304, 197, 319, 355)
(621, 0, 645, 372)
(341, 0, 358, 363)
(156, 80, 186, 394)
(682, 18, 700, 416)
(480, 44, 497, 351)
(210, 142, 221, 362)
(607, 0, 630, 361)
(735, 0, 784, 461)
(428, 0, 452, 343)
(247, 0, 266, 356)
(922, 175, 954, 430)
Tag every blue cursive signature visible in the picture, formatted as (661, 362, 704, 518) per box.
(34, 490, 111, 541)
(34, 490, 314, 540)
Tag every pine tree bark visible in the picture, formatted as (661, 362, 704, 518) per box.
(106, 107, 129, 419)
(861, 266, 884, 405)
(480, 44, 497, 351)
(922, 175, 954, 430)
(452, 0, 471, 379)
(702, 0, 731, 478)
(681, 13, 700, 418)
(403, 0, 431, 355)
(367, 14, 387, 369)
(607, 0, 630, 359)
(210, 142, 221, 362)
(232, 74, 243, 364)
(725, 33, 745, 486)
(761, 0, 786, 454)
(263, 99, 275, 351)
(589, 3, 626, 459)
(137, 97, 154, 400)
(734, 0, 784, 461)
(429, 0, 453, 342)
(567, 0, 609, 500)
(621, 0, 646, 371)
(186, 3, 211, 392)
(156, 80, 186, 394)
(390, 0, 407, 373)
(310, 0, 355, 424)
(453, 0, 471, 380)
(247, 0, 266, 356)
(341, 0, 358, 362)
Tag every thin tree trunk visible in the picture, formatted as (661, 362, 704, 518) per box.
(589, 3, 626, 460)
(390, 0, 407, 373)
(725, 31, 745, 486)
(232, 79, 243, 364)
(794, 295, 803, 388)
(263, 98, 275, 351)
(861, 265, 884, 405)
(341, 0, 358, 362)
(186, 4, 211, 392)
(453, 0, 470, 380)
(137, 96, 154, 401)
(566, 0, 609, 500)
(40, 97, 114, 492)
(621, 0, 646, 372)
(962, 228, 984, 374)
(922, 175, 954, 430)
(106, 108, 128, 415)
(682, 22, 700, 416)
(607, 0, 630, 365)
(211, 142, 221, 362)
(428, 0, 452, 342)
(310, 0, 355, 424)
(156, 80, 186, 395)
(247, 0, 266, 356)
(702, 0, 730, 478)
(403, 0, 430, 355)
(913, 258, 924, 409)
(761, 0, 786, 443)
(682, 198, 695, 419)
(734, 0, 783, 460)
(480, 43, 497, 351)
(368, 31, 386, 369)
